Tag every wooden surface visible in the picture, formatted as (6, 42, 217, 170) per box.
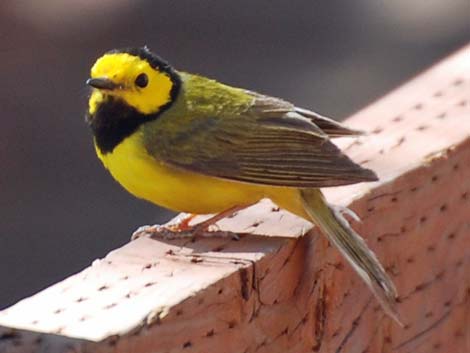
(1, 45, 469, 353)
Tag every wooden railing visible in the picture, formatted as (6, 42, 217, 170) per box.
(0, 45, 469, 353)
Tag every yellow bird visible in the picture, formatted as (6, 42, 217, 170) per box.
(86, 47, 399, 323)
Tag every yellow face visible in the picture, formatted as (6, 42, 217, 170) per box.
(88, 52, 175, 115)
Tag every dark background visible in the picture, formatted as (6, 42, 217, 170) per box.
(0, 0, 468, 309)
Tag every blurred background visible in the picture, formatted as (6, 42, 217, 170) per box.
(0, 0, 468, 308)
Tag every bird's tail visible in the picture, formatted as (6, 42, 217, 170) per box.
(300, 188, 402, 325)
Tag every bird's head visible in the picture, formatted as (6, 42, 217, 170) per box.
(86, 47, 181, 116)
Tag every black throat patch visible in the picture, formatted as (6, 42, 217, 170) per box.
(87, 97, 157, 154)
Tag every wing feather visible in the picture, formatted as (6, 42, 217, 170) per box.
(145, 92, 377, 187)
(250, 93, 364, 137)
(294, 107, 364, 137)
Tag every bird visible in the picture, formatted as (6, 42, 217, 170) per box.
(85, 47, 400, 324)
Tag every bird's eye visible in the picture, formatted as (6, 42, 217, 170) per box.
(135, 73, 148, 88)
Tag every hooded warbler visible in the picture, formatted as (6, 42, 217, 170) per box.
(85, 47, 400, 323)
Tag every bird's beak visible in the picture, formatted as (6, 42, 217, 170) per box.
(86, 77, 119, 90)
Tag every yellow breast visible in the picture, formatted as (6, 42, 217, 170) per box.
(95, 130, 266, 214)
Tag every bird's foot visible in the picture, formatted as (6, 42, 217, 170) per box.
(131, 213, 199, 240)
(131, 209, 243, 241)
(334, 205, 361, 222)
(132, 206, 247, 241)
(131, 223, 240, 241)
(131, 224, 192, 241)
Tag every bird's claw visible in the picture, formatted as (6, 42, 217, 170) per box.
(131, 224, 240, 241)
(131, 224, 192, 240)
(334, 205, 361, 223)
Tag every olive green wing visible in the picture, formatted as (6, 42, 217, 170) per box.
(247, 93, 364, 137)
(146, 96, 377, 188)
(294, 107, 364, 137)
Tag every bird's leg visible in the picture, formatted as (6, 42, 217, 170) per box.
(190, 206, 245, 233)
(172, 213, 198, 231)
(131, 206, 245, 241)
(131, 213, 195, 240)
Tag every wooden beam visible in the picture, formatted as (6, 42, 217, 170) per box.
(1, 45, 469, 353)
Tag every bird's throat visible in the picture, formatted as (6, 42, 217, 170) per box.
(87, 97, 156, 154)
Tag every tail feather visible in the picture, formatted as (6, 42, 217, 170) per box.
(300, 188, 402, 325)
